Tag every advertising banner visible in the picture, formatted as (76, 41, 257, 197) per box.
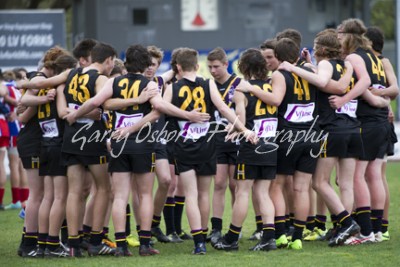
(0, 10, 65, 70)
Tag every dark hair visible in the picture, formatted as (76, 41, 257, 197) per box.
(12, 68, 27, 80)
(275, 38, 300, 63)
(91, 42, 117, 64)
(260, 39, 277, 50)
(207, 47, 228, 63)
(238, 48, 268, 80)
(73, 38, 98, 59)
(276, 28, 302, 48)
(365, 26, 384, 54)
(176, 48, 198, 72)
(54, 55, 78, 74)
(170, 47, 184, 73)
(124, 44, 152, 73)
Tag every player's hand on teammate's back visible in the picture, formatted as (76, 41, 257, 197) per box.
(278, 61, 294, 72)
(187, 108, 210, 123)
(63, 110, 77, 125)
(235, 80, 253, 93)
(139, 87, 158, 104)
(243, 129, 259, 145)
(111, 127, 130, 140)
(46, 88, 56, 101)
(328, 95, 345, 109)
(16, 102, 27, 115)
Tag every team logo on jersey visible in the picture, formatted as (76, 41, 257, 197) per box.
(39, 119, 59, 138)
(178, 120, 210, 140)
(114, 112, 143, 129)
(68, 103, 94, 124)
(336, 100, 357, 118)
(253, 118, 277, 138)
(284, 103, 315, 123)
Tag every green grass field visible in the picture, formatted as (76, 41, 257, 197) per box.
(1, 163, 400, 267)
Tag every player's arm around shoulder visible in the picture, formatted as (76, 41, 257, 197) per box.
(270, 71, 286, 106)
(325, 60, 353, 94)
(19, 69, 71, 89)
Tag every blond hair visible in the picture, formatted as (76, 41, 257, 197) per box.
(147, 45, 164, 66)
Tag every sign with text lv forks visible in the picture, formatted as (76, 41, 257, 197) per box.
(0, 10, 65, 70)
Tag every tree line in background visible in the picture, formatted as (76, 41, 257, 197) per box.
(0, 0, 72, 10)
(371, 0, 395, 40)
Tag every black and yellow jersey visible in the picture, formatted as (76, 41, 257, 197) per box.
(354, 47, 388, 125)
(171, 77, 215, 164)
(297, 58, 307, 67)
(237, 79, 277, 165)
(152, 75, 172, 153)
(17, 72, 45, 156)
(37, 88, 64, 145)
(278, 66, 318, 131)
(62, 68, 107, 156)
(110, 73, 154, 154)
(317, 59, 360, 132)
(214, 74, 241, 152)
